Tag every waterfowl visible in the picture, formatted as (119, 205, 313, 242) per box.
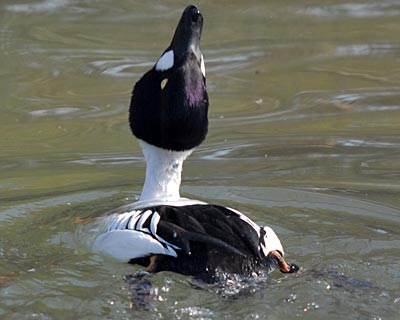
(93, 5, 298, 282)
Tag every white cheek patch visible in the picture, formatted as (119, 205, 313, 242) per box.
(200, 54, 205, 77)
(155, 50, 174, 71)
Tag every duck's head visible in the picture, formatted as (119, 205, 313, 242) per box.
(129, 5, 208, 152)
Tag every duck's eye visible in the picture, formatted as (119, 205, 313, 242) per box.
(161, 78, 168, 90)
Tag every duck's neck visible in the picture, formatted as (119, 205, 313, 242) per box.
(139, 140, 193, 202)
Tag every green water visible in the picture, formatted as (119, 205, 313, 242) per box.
(1, 0, 400, 319)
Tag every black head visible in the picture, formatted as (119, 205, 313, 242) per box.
(129, 5, 209, 151)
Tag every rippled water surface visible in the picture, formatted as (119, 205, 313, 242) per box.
(1, 0, 400, 319)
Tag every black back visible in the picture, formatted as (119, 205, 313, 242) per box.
(125, 204, 277, 279)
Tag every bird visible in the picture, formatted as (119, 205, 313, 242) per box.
(93, 5, 298, 282)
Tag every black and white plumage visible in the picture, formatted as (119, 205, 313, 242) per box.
(94, 201, 285, 278)
(93, 5, 298, 280)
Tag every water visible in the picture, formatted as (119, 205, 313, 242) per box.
(1, 0, 400, 318)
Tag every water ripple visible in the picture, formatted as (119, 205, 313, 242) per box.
(0, 191, 118, 222)
(335, 44, 400, 57)
(19, 45, 264, 80)
(301, 1, 400, 18)
(184, 186, 400, 224)
(28, 105, 126, 119)
(336, 139, 400, 148)
(5, 0, 74, 14)
(69, 155, 141, 166)
(294, 87, 400, 114)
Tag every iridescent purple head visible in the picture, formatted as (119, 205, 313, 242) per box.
(129, 5, 208, 151)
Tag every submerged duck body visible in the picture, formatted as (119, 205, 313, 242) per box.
(93, 5, 298, 280)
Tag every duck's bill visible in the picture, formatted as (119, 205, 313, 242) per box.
(268, 250, 299, 274)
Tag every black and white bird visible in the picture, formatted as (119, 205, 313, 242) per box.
(93, 5, 298, 281)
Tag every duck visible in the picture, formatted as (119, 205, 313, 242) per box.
(93, 5, 298, 282)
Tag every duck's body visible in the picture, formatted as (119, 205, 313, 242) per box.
(93, 5, 298, 280)
(94, 200, 284, 279)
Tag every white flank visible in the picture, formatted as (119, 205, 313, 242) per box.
(227, 206, 284, 256)
(200, 54, 205, 77)
(261, 226, 284, 256)
(93, 208, 183, 261)
(93, 229, 177, 262)
(155, 50, 174, 71)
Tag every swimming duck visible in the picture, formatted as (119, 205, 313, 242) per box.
(93, 5, 298, 281)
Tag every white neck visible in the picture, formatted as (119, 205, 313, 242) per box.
(139, 140, 193, 202)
